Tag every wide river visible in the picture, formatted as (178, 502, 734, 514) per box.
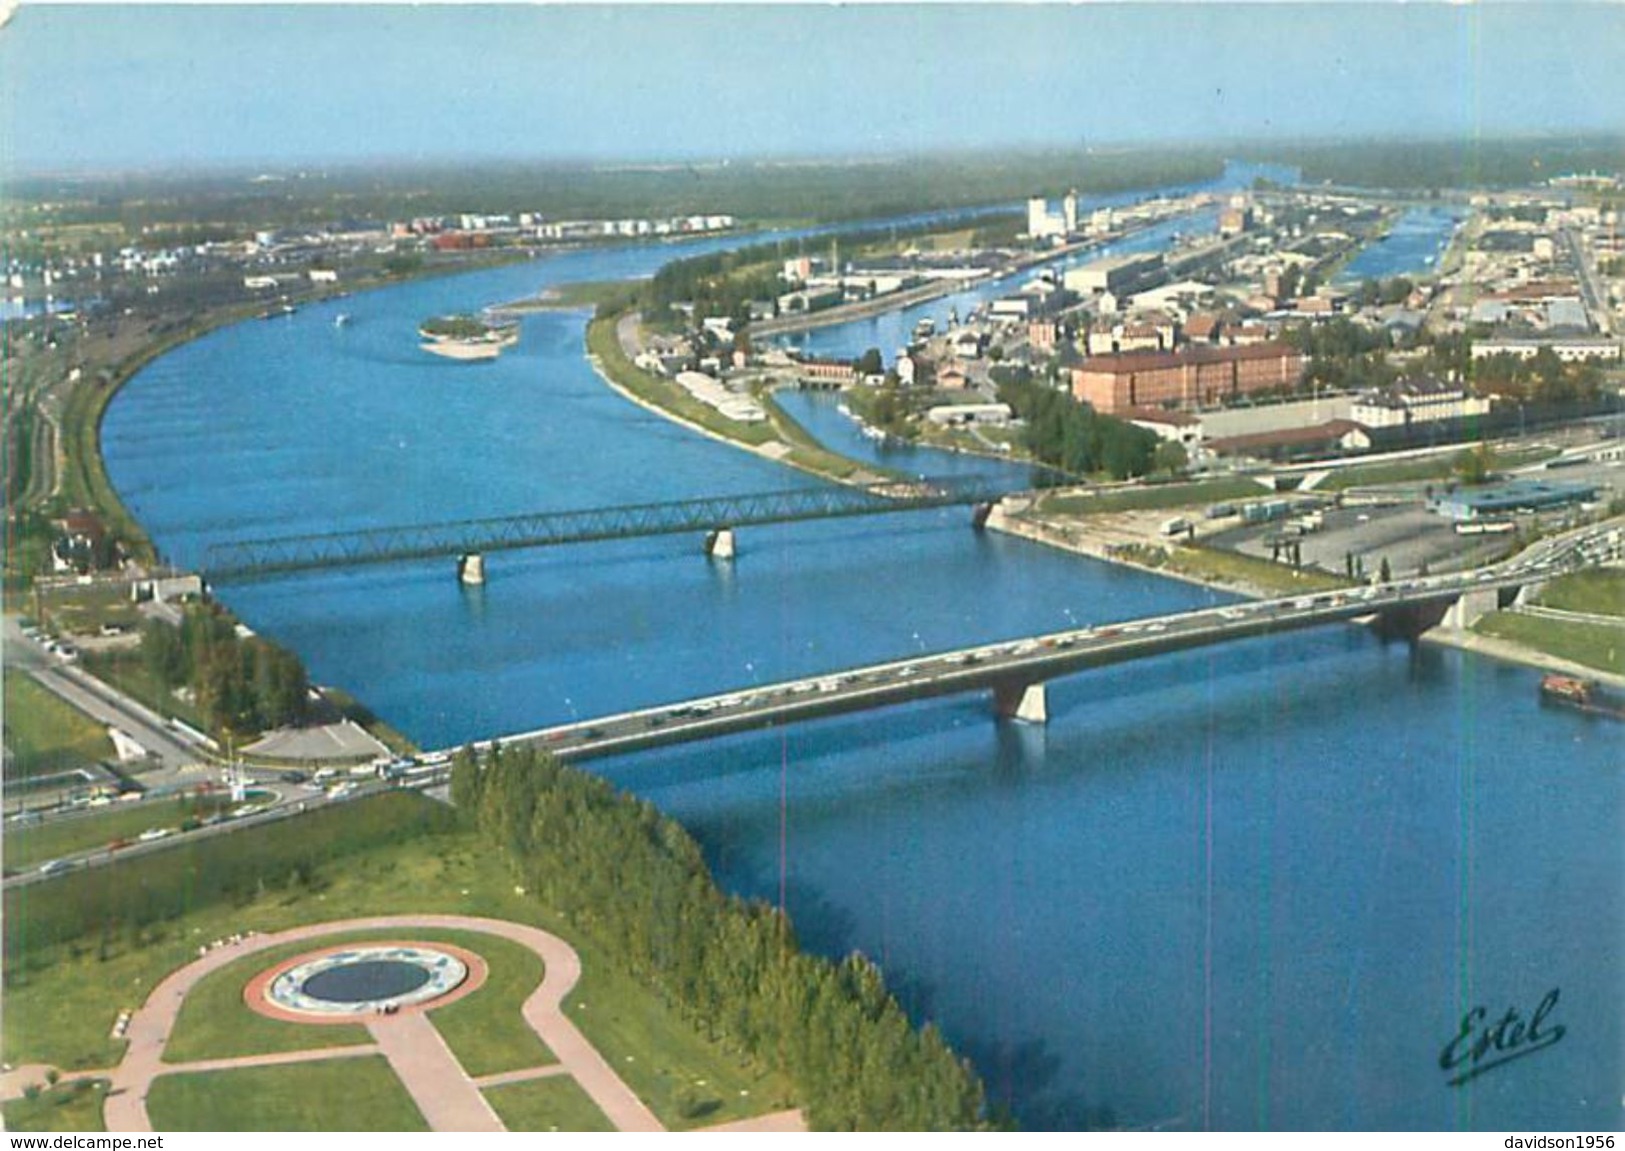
(103, 168, 1620, 1131)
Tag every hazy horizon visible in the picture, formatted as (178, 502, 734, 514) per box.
(3, 4, 1623, 177)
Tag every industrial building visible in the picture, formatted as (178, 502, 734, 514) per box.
(1070, 343, 1305, 414)
(1063, 253, 1164, 296)
(1430, 479, 1600, 521)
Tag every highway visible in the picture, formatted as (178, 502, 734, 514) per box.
(477, 521, 1618, 764)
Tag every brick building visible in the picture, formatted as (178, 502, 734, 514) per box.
(1070, 343, 1304, 413)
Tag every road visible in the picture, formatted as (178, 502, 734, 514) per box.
(12, 518, 1617, 891)
(471, 519, 1620, 764)
(1564, 227, 1613, 335)
(4, 615, 206, 775)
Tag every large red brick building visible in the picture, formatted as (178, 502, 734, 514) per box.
(1070, 343, 1304, 414)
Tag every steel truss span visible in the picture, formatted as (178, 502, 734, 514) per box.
(203, 474, 1022, 579)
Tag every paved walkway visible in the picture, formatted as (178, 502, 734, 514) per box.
(367, 1011, 502, 1132)
(99, 915, 667, 1133)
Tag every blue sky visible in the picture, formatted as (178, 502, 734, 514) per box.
(3, 3, 1623, 174)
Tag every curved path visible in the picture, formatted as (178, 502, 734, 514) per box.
(101, 915, 665, 1133)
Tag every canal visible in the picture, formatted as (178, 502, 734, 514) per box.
(101, 169, 1619, 1131)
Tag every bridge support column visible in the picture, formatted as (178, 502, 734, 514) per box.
(457, 553, 486, 585)
(1442, 587, 1499, 630)
(1513, 580, 1546, 608)
(705, 528, 736, 560)
(993, 681, 1048, 724)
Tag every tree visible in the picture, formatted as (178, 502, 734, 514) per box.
(855, 347, 884, 377)
(1152, 440, 1189, 476)
(1379, 556, 1393, 584)
(1454, 443, 1495, 486)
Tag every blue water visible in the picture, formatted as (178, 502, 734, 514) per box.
(1337, 206, 1466, 285)
(100, 164, 1621, 1132)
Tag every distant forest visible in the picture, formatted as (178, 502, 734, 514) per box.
(7, 149, 1228, 231)
(11, 135, 1619, 237)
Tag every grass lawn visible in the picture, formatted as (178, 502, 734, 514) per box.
(1319, 446, 1558, 492)
(3, 794, 230, 873)
(1537, 568, 1625, 617)
(0, 1078, 109, 1132)
(484, 1075, 614, 1132)
(162, 941, 374, 1064)
(166, 925, 553, 1075)
(1041, 477, 1267, 516)
(1475, 612, 1625, 676)
(562, 960, 788, 1131)
(1, 675, 114, 782)
(1116, 542, 1352, 596)
(425, 931, 554, 1077)
(145, 1057, 428, 1132)
(1164, 547, 1354, 595)
(3, 814, 791, 1130)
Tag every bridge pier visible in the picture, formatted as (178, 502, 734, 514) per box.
(993, 681, 1048, 724)
(705, 528, 737, 560)
(457, 553, 486, 585)
(1441, 587, 1500, 630)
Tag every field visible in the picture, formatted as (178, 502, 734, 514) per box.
(145, 1059, 430, 1132)
(1040, 477, 1268, 516)
(1, 792, 791, 1131)
(1317, 446, 1559, 492)
(1537, 568, 1625, 617)
(484, 1076, 615, 1132)
(0, 1078, 110, 1132)
(1, 674, 114, 782)
(1474, 612, 1624, 677)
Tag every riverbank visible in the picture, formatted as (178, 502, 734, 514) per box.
(992, 497, 1625, 687)
(1425, 624, 1625, 692)
(986, 498, 1350, 600)
(586, 311, 891, 487)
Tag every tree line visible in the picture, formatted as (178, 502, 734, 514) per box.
(140, 603, 309, 736)
(996, 375, 1157, 480)
(451, 743, 995, 1131)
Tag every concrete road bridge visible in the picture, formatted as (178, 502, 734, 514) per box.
(202, 474, 1037, 581)
(460, 526, 1614, 764)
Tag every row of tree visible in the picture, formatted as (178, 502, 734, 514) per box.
(140, 604, 309, 736)
(996, 376, 1159, 480)
(451, 744, 995, 1131)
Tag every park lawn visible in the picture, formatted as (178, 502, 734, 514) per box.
(561, 955, 789, 1131)
(1041, 477, 1267, 516)
(4, 795, 230, 873)
(483, 1075, 614, 1132)
(0, 1078, 109, 1132)
(3, 815, 793, 1129)
(145, 1057, 428, 1132)
(1475, 612, 1625, 677)
(1537, 568, 1625, 617)
(423, 931, 554, 1077)
(1, 674, 115, 782)
(162, 939, 374, 1063)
